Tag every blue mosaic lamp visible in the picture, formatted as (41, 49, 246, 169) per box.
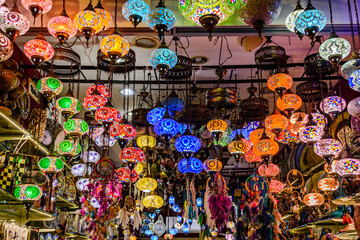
(295, 1, 326, 41)
(163, 91, 185, 118)
(154, 117, 179, 142)
(241, 121, 260, 140)
(149, 41, 178, 77)
(175, 133, 201, 159)
(147, 0, 176, 40)
(122, 0, 150, 28)
(177, 157, 203, 175)
(147, 107, 165, 125)
(169, 228, 178, 235)
(182, 221, 190, 234)
(349, 69, 360, 92)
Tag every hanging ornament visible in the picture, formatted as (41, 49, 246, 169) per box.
(94, 0, 112, 33)
(317, 177, 339, 192)
(63, 117, 89, 138)
(207, 119, 228, 142)
(320, 96, 346, 118)
(122, 0, 150, 28)
(86, 83, 111, 98)
(120, 147, 145, 169)
(154, 117, 179, 142)
(227, 138, 251, 162)
(249, 128, 275, 144)
(21, 0, 52, 21)
(267, 73, 293, 96)
(109, 121, 137, 148)
(0, 3, 30, 41)
(258, 163, 279, 178)
(264, 109, 289, 136)
(245, 147, 262, 164)
(136, 177, 158, 193)
(149, 41, 178, 77)
(37, 75, 63, 100)
(341, 54, 360, 80)
(95, 134, 116, 147)
(334, 158, 360, 176)
(177, 157, 203, 175)
(147, 107, 165, 125)
(349, 69, 360, 92)
(303, 193, 325, 207)
(239, 0, 282, 36)
(314, 138, 342, 163)
(178, 0, 240, 40)
(56, 137, 81, 160)
(147, 0, 176, 40)
(38, 156, 64, 173)
(56, 92, 81, 120)
(348, 97, 360, 118)
(203, 158, 223, 174)
(82, 149, 100, 163)
(0, 32, 13, 62)
(269, 180, 284, 194)
(175, 130, 201, 159)
(94, 101, 121, 131)
(276, 91, 302, 116)
(162, 91, 185, 118)
(24, 31, 54, 65)
(253, 137, 279, 162)
(137, 134, 157, 150)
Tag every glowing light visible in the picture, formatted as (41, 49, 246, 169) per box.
(207, 119, 227, 136)
(1, 9, 30, 40)
(149, 44, 178, 77)
(56, 96, 81, 119)
(245, 148, 262, 164)
(303, 193, 325, 207)
(177, 157, 203, 175)
(94, 2, 113, 33)
(82, 94, 107, 111)
(276, 125, 300, 145)
(249, 128, 275, 144)
(63, 118, 89, 137)
(82, 150, 100, 163)
(76, 178, 89, 191)
(56, 139, 81, 158)
(320, 96, 346, 115)
(24, 33, 54, 64)
(342, 58, 360, 80)
(0, 32, 13, 61)
(143, 194, 164, 209)
(120, 147, 145, 164)
(100, 31, 130, 61)
(147, 107, 165, 125)
(122, 0, 150, 27)
(47, 14, 78, 43)
(348, 97, 360, 118)
(148, 4, 176, 38)
(286, 8, 304, 32)
(295, 7, 326, 38)
(38, 156, 64, 173)
(175, 135, 201, 155)
(14, 184, 42, 201)
(154, 118, 179, 140)
(319, 36, 351, 64)
(116, 168, 138, 183)
(267, 73, 293, 95)
(241, 121, 260, 140)
(264, 112, 289, 134)
(137, 135, 156, 149)
(203, 158, 222, 172)
(36, 76, 63, 99)
(253, 139, 279, 158)
(95, 134, 116, 147)
(136, 177, 157, 192)
(299, 125, 324, 143)
(318, 177, 339, 192)
(163, 96, 185, 118)
(74, 3, 103, 40)
(121, 87, 135, 95)
(71, 163, 89, 177)
(276, 93, 302, 113)
(314, 138, 342, 160)
(227, 139, 251, 157)
(349, 69, 360, 92)
(269, 180, 284, 194)
(334, 158, 360, 176)
(95, 106, 121, 125)
(258, 163, 279, 177)
(21, 0, 52, 16)
(110, 123, 137, 140)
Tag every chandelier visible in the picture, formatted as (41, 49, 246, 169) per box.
(21, 0, 52, 20)
(74, 0, 103, 41)
(178, 0, 240, 40)
(122, 0, 150, 28)
(0, 3, 30, 41)
(149, 41, 178, 77)
(0, 32, 13, 61)
(24, 32, 54, 65)
(148, 0, 176, 40)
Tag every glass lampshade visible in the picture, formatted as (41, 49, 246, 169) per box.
(37, 76, 63, 99)
(38, 156, 64, 173)
(149, 45, 178, 77)
(207, 119, 228, 136)
(341, 58, 360, 80)
(116, 168, 138, 183)
(63, 118, 89, 137)
(299, 125, 324, 143)
(137, 135, 156, 149)
(24, 34, 54, 64)
(148, 5, 176, 36)
(94, 3, 112, 33)
(95, 105, 121, 125)
(249, 128, 275, 144)
(56, 139, 81, 159)
(305, 113, 327, 128)
(154, 118, 179, 140)
(76, 178, 89, 191)
(203, 158, 222, 173)
(314, 138, 342, 160)
(122, 0, 150, 27)
(319, 36, 351, 64)
(333, 158, 360, 176)
(143, 194, 164, 209)
(82, 94, 107, 111)
(0, 32, 13, 61)
(162, 96, 185, 118)
(241, 121, 260, 140)
(349, 69, 360, 92)
(320, 96, 346, 115)
(285, 9, 304, 32)
(147, 107, 165, 125)
(264, 111, 289, 134)
(245, 148, 262, 164)
(100, 31, 130, 61)
(177, 157, 203, 175)
(318, 177, 339, 192)
(14, 184, 42, 201)
(276, 93, 302, 113)
(258, 163, 279, 177)
(227, 139, 251, 156)
(95, 134, 116, 147)
(175, 135, 201, 155)
(269, 180, 284, 194)
(71, 163, 90, 177)
(21, 0, 52, 16)
(56, 96, 81, 119)
(348, 97, 360, 118)
(110, 123, 137, 140)
(253, 138, 279, 159)
(120, 147, 146, 164)
(47, 14, 77, 43)
(83, 150, 100, 163)
(295, 8, 326, 37)
(86, 84, 111, 98)
(303, 193, 325, 207)
(74, 3, 103, 40)
(290, 112, 307, 124)
(267, 73, 293, 95)
(276, 125, 300, 145)
(136, 177, 157, 192)
(1, 10, 30, 40)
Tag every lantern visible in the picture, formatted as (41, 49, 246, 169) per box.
(203, 158, 222, 173)
(95, 134, 116, 147)
(314, 138, 343, 162)
(179, 0, 239, 40)
(56, 138, 81, 160)
(320, 96, 346, 116)
(38, 156, 64, 173)
(82, 94, 107, 111)
(116, 168, 138, 183)
(299, 125, 324, 144)
(334, 158, 360, 176)
(149, 43, 178, 77)
(276, 92, 302, 114)
(24, 32, 54, 65)
(253, 138, 279, 161)
(136, 177, 158, 192)
(341, 57, 360, 80)
(303, 193, 325, 207)
(76, 178, 89, 191)
(122, 0, 150, 27)
(290, 112, 307, 124)
(245, 148, 262, 164)
(349, 69, 360, 92)
(249, 128, 275, 144)
(318, 177, 339, 192)
(267, 73, 293, 95)
(147, 107, 165, 125)
(21, 0, 52, 19)
(74, 1, 103, 41)
(47, 12, 78, 43)
(285, 2, 304, 33)
(86, 83, 111, 98)
(36, 76, 63, 100)
(175, 135, 201, 159)
(56, 95, 81, 119)
(63, 118, 89, 137)
(83, 150, 100, 163)
(276, 125, 300, 145)
(95, 104, 121, 129)
(207, 119, 228, 141)
(295, 2, 326, 40)
(120, 147, 145, 168)
(71, 163, 90, 177)
(264, 111, 289, 135)
(177, 157, 203, 175)
(0, 32, 13, 61)
(94, 0, 112, 33)
(100, 30, 130, 62)
(319, 35, 351, 64)
(227, 139, 251, 161)
(1, 7, 30, 41)
(14, 184, 42, 201)
(143, 194, 164, 209)
(269, 180, 284, 194)
(258, 163, 279, 178)
(162, 93, 185, 118)
(147, 0, 176, 40)
(154, 118, 179, 142)
(110, 123, 137, 148)
(348, 97, 360, 118)
(137, 135, 156, 149)
(241, 121, 260, 140)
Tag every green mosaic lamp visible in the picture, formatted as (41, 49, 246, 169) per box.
(63, 117, 89, 139)
(55, 91, 81, 120)
(56, 136, 81, 161)
(37, 75, 63, 101)
(38, 156, 65, 174)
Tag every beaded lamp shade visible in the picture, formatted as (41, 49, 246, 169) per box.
(177, 157, 203, 175)
(24, 35, 54, 64)
(299, 125, 324, 143)
(253, 138, 279, 158)
(147, 107, 165, 125)
(122, 0, 150, 27)
(303, 193, 325, 207)
(305, 113, 327, 128)
(1, 10, 30, 39)
(0, 32, 13, 61)
(74, 4, 103, 40)
(95, 106, 121, 125)
(82, 94, 107, 111)
(120, 147, 145, 164)
(47, 15, 78, 43)
(14, 184, 42, 201)
(76, 178, 89, 191)
(63, 118, 89, 137)
(203, 158, 222, 172)
(175, 135, 201, 154)
(56, 139, 81, 158)
(110, 123, 137, 140)
(258, 163, 279, 178)
(136, 177, 157, 192)
(348, 97, 360, 118)
(116, 168, 138, 183)
(267, 73, 293, 95)
(245, 148, 262, 164)
(334, 158, 360, 176)
(269, 180, 284, 194)
(290, 112, 307, 124)
(137, 135, 156, 149)
(143, 194, 164, 209)
(37, 76, 63, 99)
(320, 96, 346, 115)
(265, 112, 289, 134)
(276, 93, 302, 113)
(86, 84, 111, 98)
(249, 128, 275, 144)
(56, 96, 81, 119)
(317, 177, 339, 192)
(342, 58, 360, 80)
(38, 156, 64, 173)
(314, 139, 342, 161)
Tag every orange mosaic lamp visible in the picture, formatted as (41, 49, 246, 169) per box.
(276, 91, 302, 116)
(74, 1, 103, 41)
(264, 109, 289, 136)
(249, 128, 275, 145)
(267, 73, 293, 95)
(207, 119, 228, 141)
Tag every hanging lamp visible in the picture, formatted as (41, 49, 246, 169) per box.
(109, 119, 137, 149)
(1, 1, 30, 41)
(56, 90, 81, 120)
(267, 73, 293, 96)
(37, 74, 63, 101)
(175, 128, 201, 159)
(47, 0, 77, 44)
(21, 0, 52, 22)
(347, 97, 360, 118)
(265, 108, 289, 137)
(154, 113, 180, 142)
(285, 0, 304, 39)
(63, 116, 89, 139)
(100, 0, 129, 63)
(94, 0, 112, 33)
(149, 40, 178, 77)
(276, 90, 302, 116)
(122, 0, 150, 28)
(95, 100, 121, 131)
(0, 32, 13, 62)
(147, 0, 176, 40)
(207, 119, 228, 142)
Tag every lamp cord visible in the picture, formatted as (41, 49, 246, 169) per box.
(347, 0, 356, 51)
(62, 0, 65, 12)
(328, 0, 335, 33)
(114, 0, 118, 29)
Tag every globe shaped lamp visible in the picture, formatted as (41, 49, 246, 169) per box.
(47, 10, 78, 44)
(100, 29, 130, 63)
(110, 123, 137, 148)
(116, 168, 138, 183)
(253, 138, 279, 162)
(295, 2, 326, 41)
(63, 118, 89, 138)
(207, 119, 228, 142)
(264, 110, 289, 136)
(37, 76, 63, 100)
(241, 121, 260, 140)
(95, 134, 116, 148)
(94, 1, 112, 33)
(269, 180, 284, 194)
(178, 0, 239, 40)
(341, 56, 360, 80)
(1, 6, 30, 41)
(14, 183, 43, 218)
(120, 147, 146, 169)
(334, 158, 360, 176)
(175, 134, 201, 159)
(149, 42, 178, 77)
(86, 83, 111, 98)
(299, 125, 324, 145)
(285, 2, 304, 33)
(82, 94, 107, 111)
(314, 138, 342, 162)
(276, 92, 302, 116)
(154, 117, 179, 142)
(122, 0, 150, 27)
(349, 69, 360, 92)
(143, 193, 164, 210)
(147, 0, 176, 40)
(348, 97, 360, 118)
(56, 94, 81, 120)
(56, 138, 81, 160)
(320, 96, 346, 117)
(249, 128, 275, 144)
(21, 0, 52, 19)
(38, 156, 64, 174)
(162, 92, 185, 118)
(24, 32, 54, 65)
(245, 148, 262, 164)
(71, 163, 89, 177)
(137, 135, 156, 150)
(177, 157, 203, 175)
(319, 33, 351, 65)
(83, 150, 100, 163)
(258, 163, 279, 178)
(267, 73, 293, 96)
(303, 193, 325, 207)
(276, 125, 300, 146)
(94, 102, 121, 131)
(74, 2, 103, 41)
(318, 177, 339, 192)
(147, 107, 165, 125)
(136, 177, 158, 192)
(227, 139, 250, 161)
(203, 158, 222, 174)
(0, 32, 13, 62)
